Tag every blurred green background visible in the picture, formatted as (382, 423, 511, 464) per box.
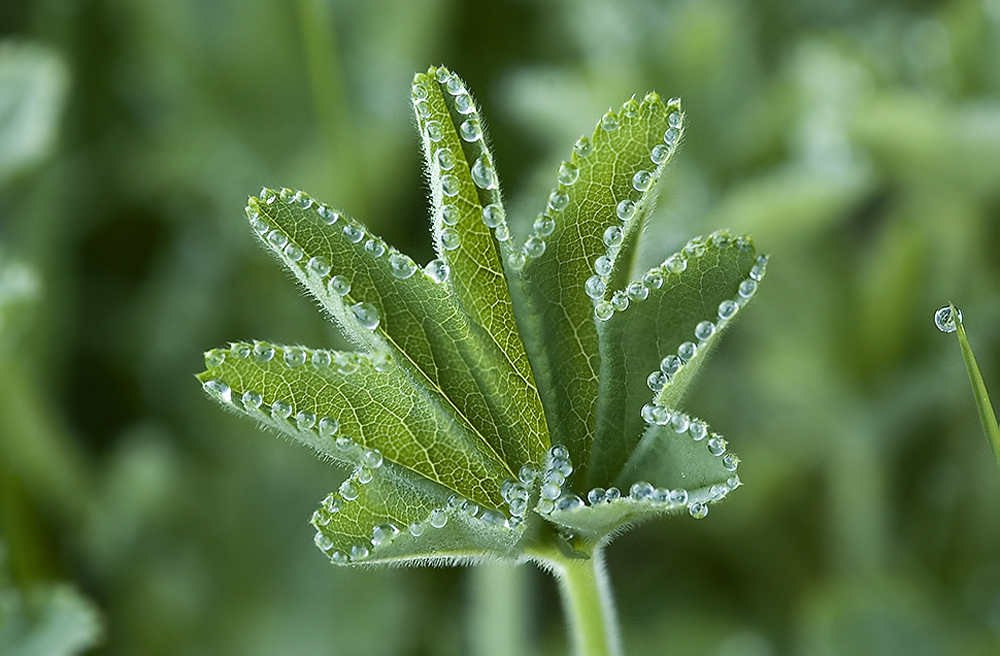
(1, 0, 999, 654)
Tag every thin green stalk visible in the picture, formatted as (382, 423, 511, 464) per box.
(540, 546, 620, 656)
(950, 305, 1000, 467)
(469, 563, 531, 656)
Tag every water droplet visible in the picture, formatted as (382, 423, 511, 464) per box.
(426, 120, 443, 142)
(412, 82, 428, 100)
(668, 489, 687, 505)
(469, 508, 501, 528)
(315, 532, 334, 551)
(695, 321, 716, 341)
(425, 259, 450, 283)
(545, 469, 565, 486)
(343, 224, 364, 243)
(362, 448, 383, 469)
(934, 305, 961, 333)
(710, 230, 731, 248)
(318, 417, 339, 437)
(283, 243, 304, 261)
(627, 282, 649, 301)
(749, 254, 767, 281)
(441, 174, 460, 197)
(439, 205, 459, 226)
(653, 405, 671, 425)
(632, 170, 653, 191)
(727, 475, 741, 490)
(472, 157, 497, 190)
(509, 498, 527, 517)
(323, 495, 342, 513)
(364, 240, 386, 258)
(718, 300, 738, 321)
(540, 482, 560, 500)
(430, 509, 448, 528)
(622, 98, 640, 117)
(548, 191, 569, 212)
(585, 275, 606, 299)
(738, 278, 757, 299)
(250, 214, 269, 235)
(595, 255, 612, 276)
(664, 127, 680, 145)
(409, 521, 426, 537)
(295, 192, 313, 209)
(203, 379, 231, 402)
(708, 437, 726, 456)
(601, 111, 619, 131)
(524, 236, 546, 258)
(587, 488, 606, 505)
(508, 252, 526, 271)
(664, 254, 687, 274)
(557, 162, 580, 186)
(318, 205, 339, 224)
(482, 204, 505, 228)
(267, 229, 288, 249)
(308, 351, 331, 370)
(308, 256, 331, 277)
(328, 275, 351, 296)
(533, 215, 556, 237)
(556, 494, 584, 512)
(606, 487, 621, 501)
(462, 500, 480, 517)
(688, 421, 707, 441)
(641, 404, 657, 424)
(549, 444, 569, 460)
(271, 400, 292, 420)
(389, 253, 417, 279)
(688, 501, 708, 519)
(296, 410, 316, 430)
(440, 228, 460, 251)
(350, 544, 370, 560)
(371, 523, 398, 547)
(253, 342, 275, 362)
(643, 270, 664, 289)
(647, 370, 668, 392)
(445, 75, 465, 95)
(205, 350, 225, 368)
(651, 144, 670, 165)
(601, 226, 622, 248)
(683, 237, 706, 258)
(284, 348, 306, 367)
(595, 302, 614, 321)
(573, 136, 594, 157)
(351, 303, 380, 330)
(678, 341, 697, 362)
(501, 479, 518, 501)
(610, 291, 629, 311)
(460, 119, 482, 142)
(230, 343, 251, 359)
(616, 199, 636, 221)
(519, 465, 536, 484)
(280, 188, 295, 202)
(335, 436, 353, 451)
(241, 390, 262, 409)
(331, 551, 348, 564)
(668, 111, 682, 128)
(723, 454, 739, 471)
(434, 67, 451, 83)
(414, 100, 431, 118)
(630, 482, 654, 500)
(339, 480, 359, 500)
(671, 413, 690, 433)
(454, 93, 475, 114)
(437, 148, 455, 171)
(356, 466, 373, 484)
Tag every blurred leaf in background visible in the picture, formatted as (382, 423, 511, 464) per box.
(0, 0, 999, 654)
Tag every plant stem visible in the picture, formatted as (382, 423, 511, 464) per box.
(469, 563, 531, 656)
(952, 307, 1000, 467)
(543, 546, 620, 656)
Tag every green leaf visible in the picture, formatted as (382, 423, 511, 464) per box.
(587, 236, 763, 489)
(310, 459, 524, 566)
(509, 92, 682, 482)
(197, 343, 510, 508)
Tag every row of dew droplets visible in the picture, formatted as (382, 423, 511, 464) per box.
(534, 445, 585, 514)
(587, 95, 684, 322)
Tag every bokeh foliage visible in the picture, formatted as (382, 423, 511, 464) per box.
(1, 0, 999, 654)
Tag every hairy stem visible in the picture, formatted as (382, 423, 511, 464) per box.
(542, 546, 620, 656)
(469, 563, 531, 656)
